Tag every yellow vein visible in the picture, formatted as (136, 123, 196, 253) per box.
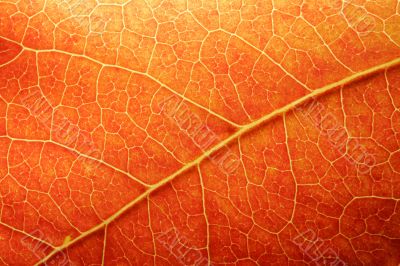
(35, 56, 400, 265)
(0, 36, 241, 128)
(0, 221, 56, 249)
(101, 225, 107, 266)
(5, 136, 150, 187)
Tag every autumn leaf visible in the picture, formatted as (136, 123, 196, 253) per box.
(0, 0, 400, 265)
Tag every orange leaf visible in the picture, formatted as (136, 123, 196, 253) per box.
(0, 0, 399, 265)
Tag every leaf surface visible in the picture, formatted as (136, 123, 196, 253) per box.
(0, 0, 400, 265)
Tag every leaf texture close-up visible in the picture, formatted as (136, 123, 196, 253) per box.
(0, 0, 400, 265)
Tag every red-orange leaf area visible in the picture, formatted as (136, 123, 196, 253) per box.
(0, 0, 400, 265)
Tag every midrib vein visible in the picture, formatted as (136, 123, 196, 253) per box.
(35, 56, 400, 265)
